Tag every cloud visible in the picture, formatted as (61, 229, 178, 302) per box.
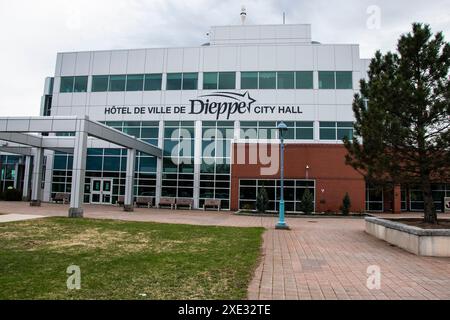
(0, 0, 448, 116)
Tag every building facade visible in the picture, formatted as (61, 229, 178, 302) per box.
(1, 23, 449, 212)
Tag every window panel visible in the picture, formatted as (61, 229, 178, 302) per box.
(218, 72, 236, 89)
(144, 74, 162, 91)
(337, 128, 353, 140)
(166, 73, 182, 90)
(277, 72, 295, 89)
(296, 128, 314, 140)
(241, 72, 258, 89)
(182, 73, 198, 90)
(86, 156, 103, 171)
(103, 157, 121, 171)
(60, 77, 74, 93)
(336, 71, 353, 89)
(259, 72, 276, 89)
(203, 72, 218, 90)
(92, 75, 109, 92)
(73, 76, 88, 93)
(320, 128, 336, 140)
(139, 157, 157, 173)
(126, 74, 144, 91)
(319, 71, 335, 89)
(296, 71, 314, 89)
(109, 75, 126, 92)
(141, 128, 159, 139)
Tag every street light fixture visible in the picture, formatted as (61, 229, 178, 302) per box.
(276, 121, 289, 230)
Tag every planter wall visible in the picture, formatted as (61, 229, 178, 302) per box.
(365, 217, 450, 257)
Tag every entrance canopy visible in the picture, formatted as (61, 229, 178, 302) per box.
(0, 116, 162, 217)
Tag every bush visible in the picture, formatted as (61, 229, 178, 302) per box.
(341, 193, 351, 215)
(300, 189, 314, 215)
(242, 203, 255, 211)
(256, 185, 269, 213)
(4, 188, 22, 201)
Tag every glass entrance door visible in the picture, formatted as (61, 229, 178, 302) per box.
(90, 179, 113, 205)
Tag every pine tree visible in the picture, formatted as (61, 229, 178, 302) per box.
(300, 189, 314, 215)
(344, 23, 450, 224)
(256, 185, 269, 213)
(341, 193, 351, 216)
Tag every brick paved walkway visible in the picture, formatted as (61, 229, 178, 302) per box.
(1, 201, 449, 300)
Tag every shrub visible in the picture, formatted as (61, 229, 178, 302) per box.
(341, 193, 351, 215)
(300, 189, 314, 215)
(242, 203, 255, 211)
(256, 185, 269, 214)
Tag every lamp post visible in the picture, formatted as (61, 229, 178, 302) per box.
(276, 121, 289, 230)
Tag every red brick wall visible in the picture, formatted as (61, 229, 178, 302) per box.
(231, 143, 366, 213)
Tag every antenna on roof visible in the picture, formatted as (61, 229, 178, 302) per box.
(240, 6, 247, 25)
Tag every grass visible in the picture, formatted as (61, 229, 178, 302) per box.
(0, 217, 264, 300)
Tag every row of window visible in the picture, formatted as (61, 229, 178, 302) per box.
(59, 71, 354, 93)
(239, 121, 353, 140)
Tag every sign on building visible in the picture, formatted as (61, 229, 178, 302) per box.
(445, 197, 450, 213)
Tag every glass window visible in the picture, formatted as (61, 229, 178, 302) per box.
(296, 122, 314, 140)
(337, 122, 354, 140)
(241, 72, 258, 89)
(141, 128, 159, 139)
(92, 75, 109, 92)
(203, 72, 218, 90)
(277, 72, 295, 89)
(182, 73, 198, 90)
(60, 77, 74, 93)
(259, 72, 276, 89)
(123, 127, 140, 138)
(86, 156, 103, 171)
(296, 71, 314, 89)
(144, 74, 162, 91)
(109, 75, 126, 92)
(319, 71, 335, 89)
(53, 156, 68, 170)
(73, 76, 88, 93)
(126, 74, 144, 91)
(320, 122, 337, 140)
(166, 73, 182, 90)
(139, 157, 156, 172)
(336, 71, 353, 89)
(218, 72, 236, 89)
(103, 157, 121, 171)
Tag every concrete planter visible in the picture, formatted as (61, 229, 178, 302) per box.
(365, 217, 450, 257)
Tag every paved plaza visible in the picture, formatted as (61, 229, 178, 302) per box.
(1, 201, 449, 300)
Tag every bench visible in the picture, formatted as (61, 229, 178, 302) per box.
(53, 193, 70, 204)
(158, 197, 175, 210)
(116, 196, 125, 207)
(203, 199, 221, 211)
(176, 198, 194, 210)
(135, 196, 154, 208)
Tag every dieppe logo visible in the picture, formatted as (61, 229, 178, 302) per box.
(189, 91, 256, 120)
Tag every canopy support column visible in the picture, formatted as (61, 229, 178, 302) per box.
(69, 124, 88, 218)
(124, 148, 136, 212)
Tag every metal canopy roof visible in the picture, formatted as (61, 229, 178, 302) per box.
(0, 116, 162, 157)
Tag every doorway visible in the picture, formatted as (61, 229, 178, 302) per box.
(90, 178, 113, 204)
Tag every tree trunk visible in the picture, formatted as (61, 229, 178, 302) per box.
(422, 175, 437, 224)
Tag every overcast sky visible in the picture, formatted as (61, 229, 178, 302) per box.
(0, 0, 449, 116)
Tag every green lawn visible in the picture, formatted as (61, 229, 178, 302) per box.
(0, 217, 264, 300)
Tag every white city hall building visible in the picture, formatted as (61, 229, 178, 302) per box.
(1, 22, 448, 215)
